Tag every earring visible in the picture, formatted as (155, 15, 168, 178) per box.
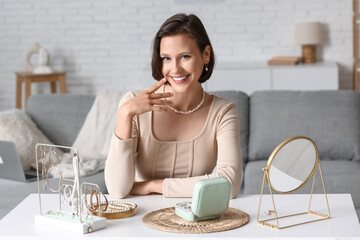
(205, 64, 209, 72)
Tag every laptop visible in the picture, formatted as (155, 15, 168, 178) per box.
(0, 140, 38, 182)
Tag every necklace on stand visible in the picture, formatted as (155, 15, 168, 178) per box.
(163, 85, 205, 115)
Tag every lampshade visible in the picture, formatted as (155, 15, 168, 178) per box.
(295, 22, 323, 45)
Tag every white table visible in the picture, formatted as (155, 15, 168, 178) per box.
(0, 194, 359, 239)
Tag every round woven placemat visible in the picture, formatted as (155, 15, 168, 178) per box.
(142, 207, 250, 234)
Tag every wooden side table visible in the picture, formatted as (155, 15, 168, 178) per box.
(15, 71, 67, 109)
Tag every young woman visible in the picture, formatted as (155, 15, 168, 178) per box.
(105, 13, 242, 199)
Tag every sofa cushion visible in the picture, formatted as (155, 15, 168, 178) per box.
(26, 94, 96, 147)
(0, 109, 55, 170)
(210, 91, 249, 162)
(243, 160, 360, 210)
(249, 91, 360, 161)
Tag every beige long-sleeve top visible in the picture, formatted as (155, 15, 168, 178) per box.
(105, 90, 243, 199)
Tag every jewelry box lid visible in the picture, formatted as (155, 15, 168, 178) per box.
(191, 177, 231, 218)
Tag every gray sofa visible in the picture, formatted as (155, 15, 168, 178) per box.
(0, 90, 359, 220)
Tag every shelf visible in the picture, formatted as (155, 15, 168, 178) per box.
(205, 61, 338, 94)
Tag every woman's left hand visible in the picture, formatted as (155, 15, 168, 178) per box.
(130, 179, 164, 195)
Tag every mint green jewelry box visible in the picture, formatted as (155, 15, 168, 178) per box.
(175, 177, 231, 222)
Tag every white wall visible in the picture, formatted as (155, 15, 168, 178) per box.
(0, 0, 353, 110)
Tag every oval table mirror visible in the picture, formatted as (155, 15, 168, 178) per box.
(257, 136, 330, 229)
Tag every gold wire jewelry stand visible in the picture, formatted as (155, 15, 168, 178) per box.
(257, 136, 330, 230)
(34, 143, 107, 234)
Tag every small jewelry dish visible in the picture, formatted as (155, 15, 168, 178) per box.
(90, 200, 138, 220)
(175, 177, 231, 222)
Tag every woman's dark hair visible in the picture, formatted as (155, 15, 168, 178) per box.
(151, 13, 215, 83)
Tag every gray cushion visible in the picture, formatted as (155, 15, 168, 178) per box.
(243, 160, 360, 210)
(26, 94, 95, 147)
(210, 91, 249, 162)
(249, 91, 360, 161)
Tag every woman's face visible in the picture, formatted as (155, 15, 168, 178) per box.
(160, 33, 210, 94)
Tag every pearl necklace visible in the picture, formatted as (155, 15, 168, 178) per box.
(163, 85, 205, 115)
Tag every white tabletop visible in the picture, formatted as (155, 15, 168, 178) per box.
(0, 193, 359, 239)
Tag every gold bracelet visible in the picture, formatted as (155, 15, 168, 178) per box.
(85, 189, 98, 211)
(85, 190, 109, 212)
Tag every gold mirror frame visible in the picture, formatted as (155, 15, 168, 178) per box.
(257, 136, 330, 229)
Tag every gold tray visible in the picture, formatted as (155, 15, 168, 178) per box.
(90, 201, 137, 220)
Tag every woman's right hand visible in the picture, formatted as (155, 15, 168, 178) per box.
(114, 78, 173, 140)
(120, 78, 173, 117)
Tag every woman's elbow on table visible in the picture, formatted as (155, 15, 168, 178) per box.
(104, 169, 133, 199)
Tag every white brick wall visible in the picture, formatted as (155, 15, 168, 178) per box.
(0, 0, 353, 110)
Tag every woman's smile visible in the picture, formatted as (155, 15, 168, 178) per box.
(170, 74, 190, 84)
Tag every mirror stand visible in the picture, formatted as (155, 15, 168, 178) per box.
(257, 159, 330, 229)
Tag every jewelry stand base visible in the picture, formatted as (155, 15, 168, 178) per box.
(35, 212, 107, 234)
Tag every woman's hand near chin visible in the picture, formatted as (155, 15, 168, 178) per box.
(122, 78, 173, 117)
(129, 179, 164, 195)
(115, 78, 173, 140)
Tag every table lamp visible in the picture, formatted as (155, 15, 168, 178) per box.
(295, 21, 323, 64)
